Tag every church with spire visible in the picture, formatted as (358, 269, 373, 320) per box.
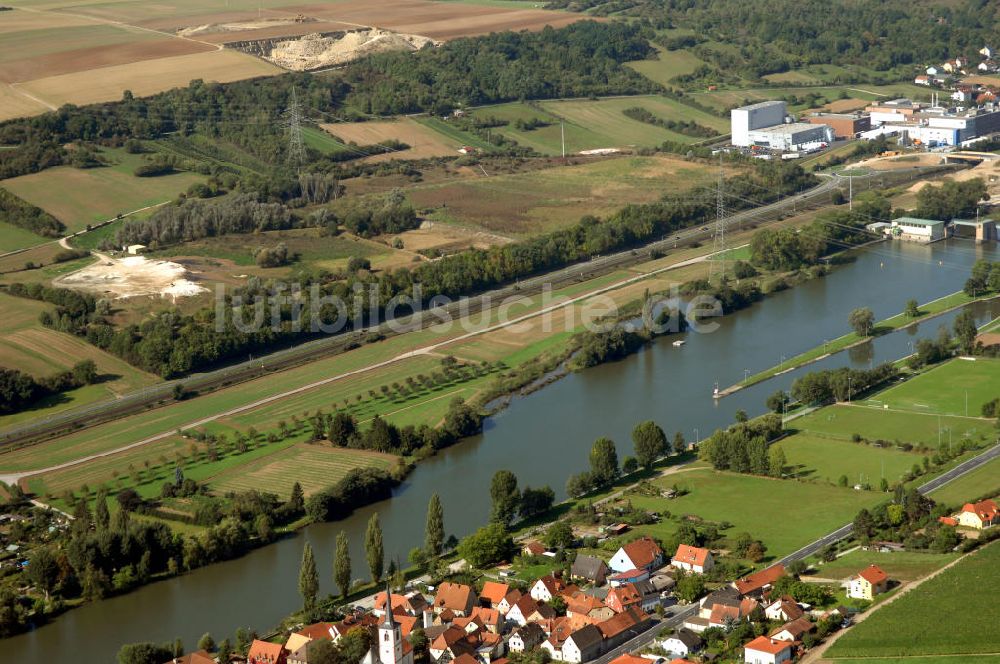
(362, 583, 414, 664)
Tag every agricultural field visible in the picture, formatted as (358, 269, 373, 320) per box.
(408, 154, 730, 236)
(777, 433, 924, 486)
(626, 45, 707, 88)
(762, 64, 884, 86)
(874, 358, 1000, 417)
(0, 219, 49, 253)
(322, 118, 463, 162)
(0, 291, 160, 427)
(2, 147, 204, 232)
(791, 404, 993, 449)
(204, 443, 394, 499)
(626, 468, 879, 559)
(812, 549, 959, 583)
(826, 541, 1000, 659)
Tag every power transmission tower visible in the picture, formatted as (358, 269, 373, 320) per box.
(710, 157, 728, 282)
(283, 86, 306, 172)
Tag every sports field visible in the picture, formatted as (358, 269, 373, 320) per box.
(777, 434, 923, 486)
(826, 541, 1000, 659)
(627, 468, 879, 558)
(205, 443, 394, 499)
(792, 404, 993, 449)
(2, 148, 204, 232)
(812, 549, 959, 583)
(874, 358, 1000, 417)
(408, 154, 728, 236)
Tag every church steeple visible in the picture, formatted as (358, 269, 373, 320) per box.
(382, 580, 397, 628)
(378, 580, 403, 664)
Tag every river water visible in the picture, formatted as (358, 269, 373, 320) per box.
(9, 239, 1000, 663)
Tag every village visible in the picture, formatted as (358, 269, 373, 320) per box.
(157, 491, 999, 664)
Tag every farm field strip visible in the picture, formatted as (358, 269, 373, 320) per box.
(321, 118, 460, 162)
(826, 540, 1000, 659)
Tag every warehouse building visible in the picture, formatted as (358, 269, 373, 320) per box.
(805, 112, 871, 139)
(744, 123, 834, 151)
(731, 100, 787, 146)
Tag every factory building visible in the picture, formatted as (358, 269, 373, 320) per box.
(731, 100, 787, 146)
(744, 123, 834, 151)
(805, 112, 871, 139)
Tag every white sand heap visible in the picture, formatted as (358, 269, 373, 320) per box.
(56, 255, 208, 300)
(268, 29, 438, 71)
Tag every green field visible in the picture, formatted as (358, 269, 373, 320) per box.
(205, 443, 394, 499)
(626, 45, 707, 88)
(626, 467, 879, 558)
(763, 64, 885, 86)
(410, 154, 724, 236)
(689, 83, 931, 114)
(0, 220, 48, 253)
(778, 433, 923, 486)
(153, 227, 388, 270)
(2, 148, 204, 232)
(469, 96, 726, 156)
(812, 549, 958, 582)
(792, 404, 993, 449)
(875, 358, 1000, 417)
(926, 455, 1000, 507)
(827, 541, 1000, 659)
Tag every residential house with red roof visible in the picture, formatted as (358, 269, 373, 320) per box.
(496, 589, 522, 616)
(743, 636, 792, 664)
(607, 654, 648, 664)
(670, 544, 714, 574)
(734, 564, 785, 598)
(596, 606, 652, 652)
(530, 575, 567, 602)
(848, 564, 889, 600)
(609, 537, 665, 573)
(248, 640, 288, 664)
(285, 623, 336, 662)
(958, 499, 999, 530)
(763, 596, 803, 622)
(566, 592, 615, 623)
(433, 582, 477, 617)
(162, 651, 215, 664)
(523, 541, 547, 557)
(770, 616, 815, 642)
(604, 583, 643, 613)
(658, 628, 703, 659)
(480, 582, 510, 609)
(505, 594, 555, 627)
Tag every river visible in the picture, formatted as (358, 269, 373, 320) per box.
(7, 239, 1000, 663)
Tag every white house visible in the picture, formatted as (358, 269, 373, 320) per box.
(670, 544, 714, 574)
(609, 537, 664, 573)
(743, 636, 792, 664)
(529, 576, 564, 603)
(658, 628, 703, 659)
(561, 626, 603, 664)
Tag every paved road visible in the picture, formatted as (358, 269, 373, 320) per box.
(587, 441, 1000, 661)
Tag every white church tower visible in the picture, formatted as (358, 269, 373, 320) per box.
(377, 582, 414, 664)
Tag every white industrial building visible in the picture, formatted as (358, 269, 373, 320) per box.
(731, 100, 787, 146)
(744, 123, 834, 151)
(888, 217, 948, 243)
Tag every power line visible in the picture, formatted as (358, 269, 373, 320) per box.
(283, 86, 306, 172)
(711, 155, 728, 282)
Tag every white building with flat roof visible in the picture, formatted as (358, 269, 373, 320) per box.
(890, 217, 948, 243)
(731, 100, 787, 146)
(744, 123, 834, 151)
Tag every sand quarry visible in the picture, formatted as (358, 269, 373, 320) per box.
(266, 29, 438, 70)
(56, 254, 208, 300)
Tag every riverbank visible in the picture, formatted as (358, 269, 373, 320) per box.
(720, 289, 1000, 396)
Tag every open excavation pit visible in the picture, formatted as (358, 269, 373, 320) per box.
(231, 28, 439, 71)
(177, 16, 319, 39)
(55, 255, 208, 300)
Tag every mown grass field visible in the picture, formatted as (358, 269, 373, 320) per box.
(812, 549, 959, 582)
(826, 541, 1000, 659)
(925, 455, 1000, 507)
(777, 433, 923, 486)
(1, 147, 203, 231)
(791, 404, 993, 449)
(205, 443, 394, 499)
(626, 468, 879, 559)
(410, 154, 728, 236)
(875, 358, 1000, 417)
(0, 220, 49, 253)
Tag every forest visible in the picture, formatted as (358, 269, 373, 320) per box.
(0, 188, 64, 236)
(543, 0, 1000, 79)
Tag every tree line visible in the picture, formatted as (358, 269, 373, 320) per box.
(0, 187, 64, 236)
(0, 360, 98, 415)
